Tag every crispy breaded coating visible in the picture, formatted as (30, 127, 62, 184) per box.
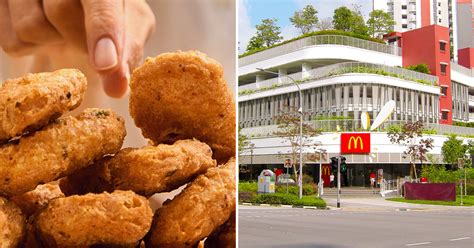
(205, 211, 236, 248)
(35, 190, 153, 247)
(146, 158, 236, 248)
(101, 139, 216, 196)
(130, 51, 236, 163)
(9, 183, 64, 217)
(0, 69, 86, 143)
(0, 197, 25, 248)
(58, 158, 114, 196)
(0, 108, 126, 197)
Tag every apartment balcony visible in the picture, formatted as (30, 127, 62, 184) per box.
(239, 62, 439, 95)
(239, 35, 402, 67)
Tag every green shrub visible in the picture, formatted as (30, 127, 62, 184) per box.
(275, 183, 316, 196)
(303, 183, 316, 195)
(302, 174, 314, 184)
(422, 128, 438, 135)
(239, 191, 257, 203)
(405, 64, 431, 74)
(421, 166, 474, 183)
(453, 121, 474, 128)
(239, 182, 258, 193)
(252, 193, 326, 207)
(240, 30, 384, 58)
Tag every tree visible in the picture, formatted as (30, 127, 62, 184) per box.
(316, 17, 333, 31)
(290, 5, 319, 34)
(246, 18, 283, 52)
(238, 125, 253, 156)
(387, 121, 434, 179)
(273, 106, 321, 182)
(441, 134, 467, 166)
(332, 6, 368, 35)
(367, 10, 395, 38)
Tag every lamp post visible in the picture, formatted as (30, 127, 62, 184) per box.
(257, 68, 304, 199)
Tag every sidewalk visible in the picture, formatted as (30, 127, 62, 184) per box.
(323, 197, 474, 211)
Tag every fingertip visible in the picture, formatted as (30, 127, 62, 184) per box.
(101, 72, 129, 98)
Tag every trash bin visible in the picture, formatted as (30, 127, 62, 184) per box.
(258, 169, 275, 194)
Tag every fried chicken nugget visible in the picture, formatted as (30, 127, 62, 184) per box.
(9, 183, 64, 217)
(145, 158, 236, 248)
(0, 197, 26, 248)
(35, 190, 153, 247)
(0, 108, 126, 197)
(204, 211, 236, 248)
(0, 69, 86, 143)
(130, 51, 236, 163)
(104, 139, 217, 196)
(60, 139, 216, 197)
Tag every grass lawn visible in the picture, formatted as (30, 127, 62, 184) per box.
(387, 195, 474, 206)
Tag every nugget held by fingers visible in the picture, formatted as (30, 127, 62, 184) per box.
(0, 69, 86, 143)
(130, 51, 236, 163)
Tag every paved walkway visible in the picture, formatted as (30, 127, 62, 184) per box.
(323, 197, 474, 211)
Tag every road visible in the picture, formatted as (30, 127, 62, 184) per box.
(239, 205, 474, 248)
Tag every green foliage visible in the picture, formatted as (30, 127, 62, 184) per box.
(240, 29, 384, 58)
(332, 6, 368, 35)
(386, 124, 402, 133)
(405, 64, 431, 74)
(422, 128, 438, 135)
(367, 10, 395, 38)
(421, 165, 474, 183)
(290, 5, 319, 34)
(441, 134, 468, 165)
(239, 182, 258, 192)
(453, 121, 474, 128)
(387, 196, 474, 206)
(238, 191, 256, 203)
(238, 126, 253, 156)
(238, 89, 256, 96)
(246, 18, 283, 52)
(302, 174, 315, 184)
(314, 115, 352, 120)
(252, 193, 326, 207)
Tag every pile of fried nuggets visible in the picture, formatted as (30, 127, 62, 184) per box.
(0, 51, 236, 248)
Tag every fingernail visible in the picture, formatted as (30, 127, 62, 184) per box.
(94, 38, 118, 70)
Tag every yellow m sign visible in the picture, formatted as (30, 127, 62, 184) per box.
(348, 136, 363, 150)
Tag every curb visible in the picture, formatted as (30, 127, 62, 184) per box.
(240, 202, 328, 209)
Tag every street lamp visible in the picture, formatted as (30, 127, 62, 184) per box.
(315, 147, 326, 197)
(257, 68, 304, 199)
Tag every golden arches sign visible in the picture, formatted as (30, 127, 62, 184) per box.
(348, 136, 363, 150)
(322, 166, 331, 175)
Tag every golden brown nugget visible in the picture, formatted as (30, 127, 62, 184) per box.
(9, 183, 64, 217)
(35, 190, 153, 247)
(0, 197, 26, 248)
(0, 69, 87, 143)
(146, 158, 236, 248)
(204, 211, 236, 248)
(102, 139, 216, 196)
(0, 108, 126, 197)
(130, 51, 236, 163)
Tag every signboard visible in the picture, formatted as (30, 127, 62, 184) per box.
(340, 133, 371, 154)
(284, 158, 292, 168)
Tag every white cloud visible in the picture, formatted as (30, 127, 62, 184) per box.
(238, 0, 255, 54)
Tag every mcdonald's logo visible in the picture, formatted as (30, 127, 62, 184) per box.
(322, 165, 331, 175)
(341, 133, 370, 154)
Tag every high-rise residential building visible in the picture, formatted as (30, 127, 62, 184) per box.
(374, 0, 473, 61)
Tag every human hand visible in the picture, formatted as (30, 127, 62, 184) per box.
(0, 0, 155, 98)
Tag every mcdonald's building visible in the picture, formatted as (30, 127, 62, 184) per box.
(237, 23, 474, 186)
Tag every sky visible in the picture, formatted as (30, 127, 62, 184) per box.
(239, 0, 373, 54)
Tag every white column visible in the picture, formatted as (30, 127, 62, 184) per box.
(302, 63, 311, 78)
(278, 68, 287, 84)
(256, 74, 265, 89)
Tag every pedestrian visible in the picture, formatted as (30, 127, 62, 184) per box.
(370, 171, 376, 193)
(330, 173, 335, 188)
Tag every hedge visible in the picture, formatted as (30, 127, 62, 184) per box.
(251, 193, 326, 207)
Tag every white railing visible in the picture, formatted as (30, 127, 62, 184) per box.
(239, 35, 402, 66)
(239, 62, 439, 94)
(452, 63, 474, 77)
(380, 179, 400, 197)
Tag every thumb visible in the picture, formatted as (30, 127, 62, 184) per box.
(81, 0, 124, 71)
